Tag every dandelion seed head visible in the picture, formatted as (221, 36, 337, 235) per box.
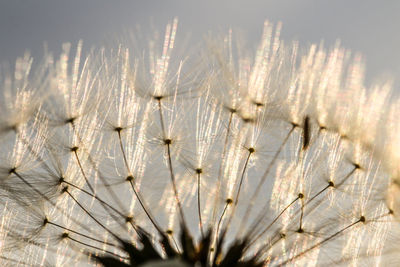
(0, 19, 399, 267)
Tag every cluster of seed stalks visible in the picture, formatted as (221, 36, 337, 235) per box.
(0, 19, 399, 266)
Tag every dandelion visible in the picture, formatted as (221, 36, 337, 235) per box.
(0, 19, 399, 267)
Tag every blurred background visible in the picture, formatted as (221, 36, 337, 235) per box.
(0, 0, 399, 88)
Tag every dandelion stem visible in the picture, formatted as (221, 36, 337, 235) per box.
(59, 126, 128, 221)
(209, 110, 234, 263)
(115, 127, 161, 233)
(116, 129, 131, 174)
(213, 110, 234, 218)
(73, 149, 136, 231)
(67, 235, 129, 260)
(113, 129, 152, 233)
(73, 149, 95, 193)
(157, 98, 167, 137)
(67, 118, 129, 216)
(17, 131, 133, 233)
(61, 180, 133, 230)
(11, 170, 56, 206)
(234, 150, 253, 206)
(240, 126, 295, 231)
(246, 196, 300, 251)
(197, 172, 205, 239)
(166, 142, 188, 228)
(256, 125, 295, 191)
(221, 148, 253, 239)
(65, 189, 122, 243)
(156, 98, 188, 230)
(68, 120, 129, 216)
(335, 165, 358, 188)
(295, 166, 358, 221)
(82, 150, 128, 217)
(299, 197, 304, 231)
(215, 200, 231, 247)
(279, 217, 365, 266)
(306, 184, 331, 205)
(169, 233, 181, 254)
(10, 170, 105, 238)
(211, 110, 234, 229)
(127, 180, 163, 234)
(254, 232, 286, 261)
(47, 220, 121, 249)
(69, 120, 99, 194)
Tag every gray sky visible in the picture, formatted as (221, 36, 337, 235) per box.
(1, 0, 399, 88)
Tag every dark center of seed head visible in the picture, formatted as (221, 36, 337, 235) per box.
(65, 117, 76, 124)
(61, 233, 69, 239)
(125, 216, 133, 223)
(164, 139, 172, 145)
(353, 163, 361, 169)
(242, 117, 254, 123)
(8, 167, 16, 174)
(228, 107, 237, 114)
(9, 124, 18, 132)
(61, 186, 69, 193)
